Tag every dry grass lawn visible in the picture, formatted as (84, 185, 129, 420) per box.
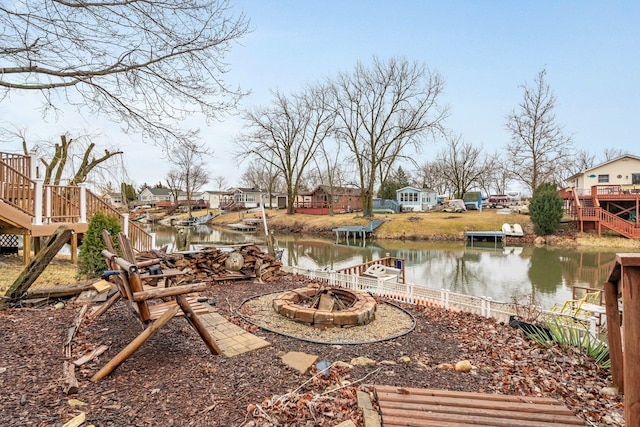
(213, 208, 530, 239)
(0, 255, 79, 296)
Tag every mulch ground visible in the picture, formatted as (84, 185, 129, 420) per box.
(0, 274, 624, 426)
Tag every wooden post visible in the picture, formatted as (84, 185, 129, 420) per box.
(33, 237, 41, 256)
(70, 233, 78, 263)
(620, 254, 640, 426)
(22, 234, 31, 265)
(176, 295, 221, 355)
(604, 280, 623, 391)
(91, 303, 180, 382)
(6, 227, 73, 302)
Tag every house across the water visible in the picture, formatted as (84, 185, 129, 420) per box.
(563, 154, 640, 239)
(294, 185, 362, 214)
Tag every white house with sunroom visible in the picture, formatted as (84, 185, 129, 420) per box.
(566, 155, 640, 195)
(396, 186, 438, 212)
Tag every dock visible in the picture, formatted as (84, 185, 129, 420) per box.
(227, 223, 257, 232)
(332, 219, 384, 244)
(465, 230, 505, 249)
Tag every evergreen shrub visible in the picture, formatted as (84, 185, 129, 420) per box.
(78, 211, 122, 279)
(529, 183, 564, 235)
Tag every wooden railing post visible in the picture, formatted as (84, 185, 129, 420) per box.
(123, 213, 129, 236)
(78, 183, 87, 223)
(28, 152, 36, 179)
(33, 178, 43, 225)
(620, 254, 640, 426)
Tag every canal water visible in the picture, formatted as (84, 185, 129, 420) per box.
(148, 224, 634, 310)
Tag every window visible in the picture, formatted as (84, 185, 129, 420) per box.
(633, 173, 640, 185)
(598, 174, 609, 183)
(400, 192, 418, 203)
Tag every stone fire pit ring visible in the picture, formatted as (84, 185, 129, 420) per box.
(272, 287, 377, 328)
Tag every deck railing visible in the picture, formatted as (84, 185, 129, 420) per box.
(0, 152, 152, 251)
(0, 152, 31, 177)
(86, 190, 152, 251)
(0, 160, 36, 216)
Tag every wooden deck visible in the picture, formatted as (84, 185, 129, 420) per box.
(565, 185, 640, 239)
(1, 151, 152, 263)
(374, 385, 585, 426)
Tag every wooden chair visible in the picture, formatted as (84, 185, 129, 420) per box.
(116, 231, 186, 288)
(92, 230, 167, 319)
(91, 250, 220, 382)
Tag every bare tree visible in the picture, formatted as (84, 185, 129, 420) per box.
(237, 84, 334, 214)
(310, 139, 347, 215)
(505, 69, 573, 193)
(602, 148, 630, 161)
(415, 161, 450, 196)
(169, 142, 210, 217)
(475, 151, 513, 196)
(331, 56, 447, 217)
(436, 134, 490, 199)
(165, 170, 184, 207)
(15, 131, 123, 185)
(213, 175, 229, 192)
(1, 1, 250, 148)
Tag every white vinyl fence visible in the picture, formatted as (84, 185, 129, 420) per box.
(282, 265, 600, 336)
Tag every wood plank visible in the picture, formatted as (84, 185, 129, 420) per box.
(374, 386, 561, 405)
(379, 401, 584, 425)
(374, 386, 584, 427)
(4, 227, 73, 302)
(375, 392, 573, 415)
(381, 409, 579, 427)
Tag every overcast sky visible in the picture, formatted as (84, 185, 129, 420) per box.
(1, 0, 638, 191)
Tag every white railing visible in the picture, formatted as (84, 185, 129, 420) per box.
(282, 265, 600, 335)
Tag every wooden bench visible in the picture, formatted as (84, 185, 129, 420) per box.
(91, 250, 220, 382)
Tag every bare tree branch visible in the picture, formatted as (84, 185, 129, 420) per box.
(1, 0, 250, 148)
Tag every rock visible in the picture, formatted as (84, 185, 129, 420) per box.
(454, 360, 472, 373)
(281, 351, 318, 374)
(533, 236, 546, 247)
(335, 421, 356, 427)
(333, 361, 353, 369)
(379, 360, 396, 365)
(350, 356, 376, 366)
(599, 386, 618, 397)
(437, 363, 454, 370)
(398, 356, 411, 363)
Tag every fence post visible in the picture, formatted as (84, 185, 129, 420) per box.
(445, 289, 450, 310)
(440, 288, 445, 308)
(123, 213, 129, 236)
(589, 317, 597, 336)
(150, 232, 156, 250)
(78, 183, 87, 223)
(486, 297, 492, 318)
(481, 297, 486, 317)
(33, 178, 43, 225)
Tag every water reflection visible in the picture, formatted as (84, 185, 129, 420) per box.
(146, 224, 633, 308)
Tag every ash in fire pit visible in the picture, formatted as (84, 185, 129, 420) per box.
(272, 286, 376, 328)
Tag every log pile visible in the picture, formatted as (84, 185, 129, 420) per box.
(136, 245, 285, 282)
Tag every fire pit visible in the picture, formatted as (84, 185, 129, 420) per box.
(272, 286, 376, 328)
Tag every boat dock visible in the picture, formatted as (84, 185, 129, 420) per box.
(332, 219, 384, 244)
(465, 230, 505, 249)
(227, 223, 257, 232)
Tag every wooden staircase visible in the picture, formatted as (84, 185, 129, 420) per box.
(0, 152, 153, 263)
(570, 186, 640, 239)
